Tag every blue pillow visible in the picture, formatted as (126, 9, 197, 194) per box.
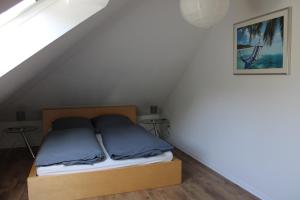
(92, 115, 133, 133)
(52, 117, 94, 131)
(35, 128, 105, 167)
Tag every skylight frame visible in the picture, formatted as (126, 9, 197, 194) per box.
(0, 0, 37, 27)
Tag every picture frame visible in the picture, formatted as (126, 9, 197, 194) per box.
(233, 8, 292, 75)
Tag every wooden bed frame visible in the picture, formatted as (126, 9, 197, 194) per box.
(27, 105, 182, 200)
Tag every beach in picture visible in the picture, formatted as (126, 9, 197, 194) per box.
(236, 16, 284, 70)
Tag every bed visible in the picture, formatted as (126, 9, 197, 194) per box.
(27, 105, 182, 200)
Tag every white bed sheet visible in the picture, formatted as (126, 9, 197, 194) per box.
(37, 134, 173, 176)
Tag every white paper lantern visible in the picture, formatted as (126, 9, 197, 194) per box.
(180, 0, 230, 28)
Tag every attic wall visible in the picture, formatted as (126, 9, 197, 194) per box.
(0, 0, 203, 121)
(163, 0, 299, 199)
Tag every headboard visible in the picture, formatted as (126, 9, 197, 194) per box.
(42, 105, 137, 135)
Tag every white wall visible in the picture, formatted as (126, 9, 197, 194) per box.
(164, 0, 300, 200)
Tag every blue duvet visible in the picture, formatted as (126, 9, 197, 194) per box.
(101, 125, 173, 160)
(35, 128, 105, 167)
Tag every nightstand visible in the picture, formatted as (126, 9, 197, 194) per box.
(139, 115, 170, 138)
(4, 126, 37, 159)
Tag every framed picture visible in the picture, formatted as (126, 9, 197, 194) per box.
(234, 8, 291, 75)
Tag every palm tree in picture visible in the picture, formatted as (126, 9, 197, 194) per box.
(239, 16, 283, 68)
(244, 16, 284, 46)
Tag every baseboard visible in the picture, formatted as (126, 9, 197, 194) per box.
(171, 140, 272, 200)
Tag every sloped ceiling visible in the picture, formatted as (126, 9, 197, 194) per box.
(0, 0, 204, 121)
(0, 0, 129, 104)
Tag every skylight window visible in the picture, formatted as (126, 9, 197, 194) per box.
(0, 0, 109, 78)
(0, 0, 36, 27)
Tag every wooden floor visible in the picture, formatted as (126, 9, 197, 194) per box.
(0, 148, 260, 200)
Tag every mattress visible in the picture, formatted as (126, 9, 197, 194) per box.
(37, 134, 173, 176)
